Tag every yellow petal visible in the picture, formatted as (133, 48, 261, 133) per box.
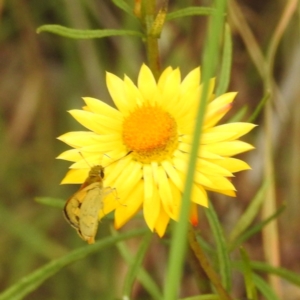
(58, 132, 122, 150)
(199, 148, 223, 159)
(154, 205, 170, 237)
(175, 87, 200, 123)
(99, 192, 119, 219)
(158, 66, 173, 90)
(143, 181, 160, 231)
(203, 141, 254, 156)
(199, 78, 216, 104)
(205, 187, 236, 197)
(209, 157, 251, 173)
(160, 68, 181, 106)
(201, 174, 236, 191)
(196, 159, 233, 177)
(82, 97, 122, 121)
(114, 181, 144, 229)
(157, 166, 176, 219)
(57, 131, 100, 147)
(69, 110, 121, 134)
(180, 67, 201, 94)
(106, 72, 130, 115)
(143, 164, 154, 200)
(204, 123, 257, 141)
(124, 75, 144, 110)
(138, 64, 157, 103)
(201, 131, 239, 144)
(161, 160, 184, 191)
(168, 179, 181, 221)
(61, 169, 89, 184)
(107, 160, 143, 199)
(77, 142, 125, 155)
(57, 149, 82, 162)
(204, 92, 237, 128)
(192, 184, 208, 207)
(69, 154, 104, 169)
(194, 171, 214, 187)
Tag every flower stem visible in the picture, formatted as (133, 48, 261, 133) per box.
(141, 0, 161, 79)
(188, 226, 233, 300)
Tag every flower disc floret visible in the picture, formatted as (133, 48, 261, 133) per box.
(123, 105, 178, 163)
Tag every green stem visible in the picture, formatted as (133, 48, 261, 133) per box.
(187, 247, 212, 293)
(142, 0, 161, 79)
(145, 35, 160, 79)
(188, 226, 233, 300)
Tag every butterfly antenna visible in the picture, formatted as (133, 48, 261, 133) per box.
(78, 151, 92, 168)
(105, 151, 132, 168)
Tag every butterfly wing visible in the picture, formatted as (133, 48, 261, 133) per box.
(78, 183, 104, 244)
(63, 185, 92, 230)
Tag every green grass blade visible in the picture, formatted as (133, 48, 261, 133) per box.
(122, 231, 154, 298)
(37, 25, 143, 39)
(252, 274, 280, 300)
(228, 105, 248, 122)
(166, 7, 213, 21)
(163, 1, 227, 299)
(35, 197, 65, 209)
(205, 202, 232, 291)
(239, 247, 258, 300)
(229, 204, 285, 251)
(114, 230, 162, 300)
(229, 180, 270, 244)
(216, 23, 232, 96)
(180, 295, 220, 300)
(0, 202, 66, 259)
(247, 92, 270, 123)
(112, 0, 136, 18)
(251, 261, 300, 286)
(195, 232, 215, 255)
(0, 228, 147, 300)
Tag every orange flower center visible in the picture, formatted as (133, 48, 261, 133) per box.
(122, 105, 178, 163)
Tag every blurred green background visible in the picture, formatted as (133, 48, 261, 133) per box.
(0, 0, 300, 299)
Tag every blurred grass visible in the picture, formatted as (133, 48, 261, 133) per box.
(0, 0, 300, 299)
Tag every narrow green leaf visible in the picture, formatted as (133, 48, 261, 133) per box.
(112, 0, 136, 17)
(204, 202, 232, 291)
(114, 230, 162, 300)
(195, 233, 215, 255)
(252, 274, 280, 300)
(233, 263, 280, 300)
(123, 231, 153, 298)
(229, 180, 270, 244)
(35, 197, 65, 209)
(216, 24, 232, 96)
(37, 25, 144, 39)
(228, 105, 248, 122)
(251, 261, 300, 286)
(229, 204, 286, 251)
(247, 92, 270, 123)
(239, 247, 258, 300)
(0, 228, 147, 300)
(180, 295, 220, 300)
(163, 1, 227, 298)
(166, 7, 214, 21)
(0, 202, 66, 259)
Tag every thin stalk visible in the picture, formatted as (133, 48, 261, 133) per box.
(188, 227, 233, 300)
(262, 1, 297, 295)
(142, 0, 161, 79)
(163, 0, 226, 298)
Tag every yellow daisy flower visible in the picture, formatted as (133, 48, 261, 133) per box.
(58, 64, 255, 237)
